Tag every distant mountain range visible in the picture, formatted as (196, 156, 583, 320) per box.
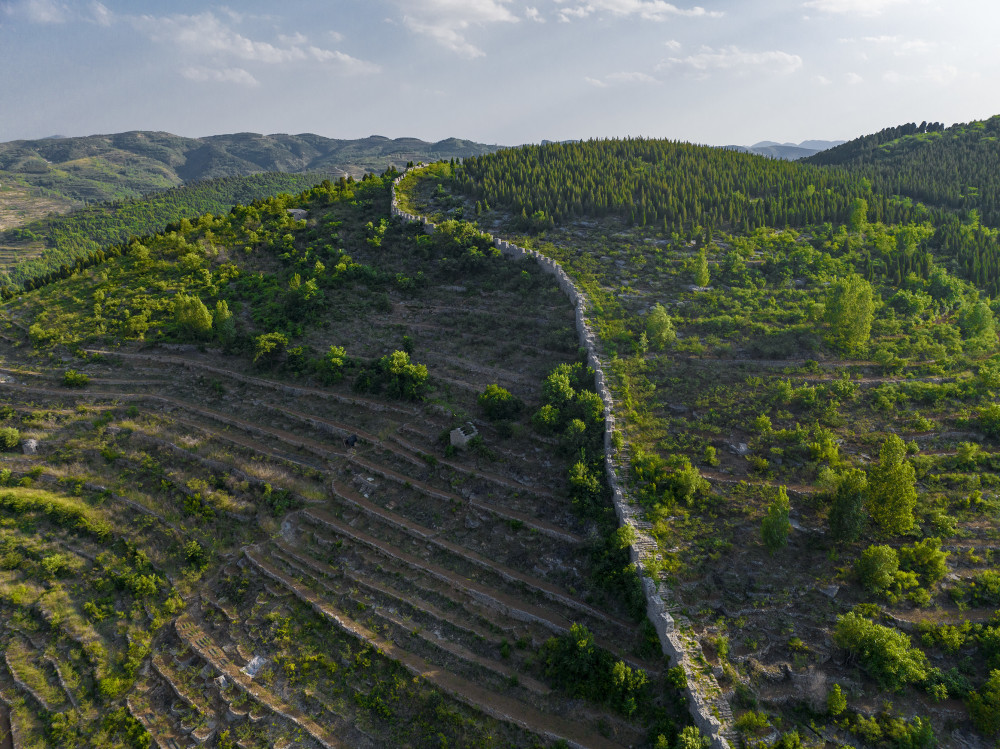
(0, 131, 502, 207)
(722, 139, 846, 160)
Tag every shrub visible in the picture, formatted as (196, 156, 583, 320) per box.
(968, 570, 1000, 606)
(968, 670, 1000, 735)
(827, 684, 847, 716)
(253, 332, 289, 365)
(319, 345, 349, 384)
(981, 403, 1000, 439)
(898, 537, 949, 586)
(761, 486, 791, 553)
(735, 710, 770, 737)
(646, 303, 676, 349)
(538, 623, 649, 717)
(478, 384, 523, 421)
(173, 293, 213, 339)
(674, 727, 709, 749)
(62, 369, 90, 388)
(856, 545, 901, 594)
(379, 350, 428, 400)
(828, 468, 867, 542)
(833, 612, 930, 691)
(532, 404, 561, 433)
(0, 427, 21, 451)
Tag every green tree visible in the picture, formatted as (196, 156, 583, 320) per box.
(959, 301, 997, 352)
(693, 247, 710, 286)
(253, 332, 288, 365)
(380, 350, 428, 400)
(968, 669, 1000, 735)
(213, 299, 235, 345)
(646, 303, 676, 349)
(0, 427, 20, 450)
(674, 726, 709, 749)
(849, 197, 868, 232)
(319, 345, 348, 384)
(827, 684, 847, 716)
(761, 486, 791, 553)
(828, 468, 867, 542)
(899, 537, 949, 586)
(856, 544, 901, 594)
(478, 384, 523, 421)
(866, 434, 917, 536)
(833, 612, 929, 691)
(824, 274, 875, 352)
(173, 293, 212, 339)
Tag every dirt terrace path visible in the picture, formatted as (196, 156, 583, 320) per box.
(300, 506, 650, 673)
(268, 544, 553, 696)
(84, 349, 419, 417)
(245, 550, 624, 749)
(344, 455, 581, 544)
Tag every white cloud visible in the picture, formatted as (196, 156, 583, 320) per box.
(813, 74, 832, 85)
(525, 6, 545, 21)
(136, 12, 304, 63)
(607, 71, 659, 83)
(662, 46, 803, 75)
(90, 1, 111, 26)
(586, 70, 660, 87)
(803, 0, 906, 15)
(133, 12, 378, 73)
(181, 66, 259, 87)
(556, 0, 723, 22)
(841, 34, 936, 55)
(5, 0, 69, 23)
(398, 0, 520, 58)
(664, 39, 681, 50)
(846, 72, 863, 84)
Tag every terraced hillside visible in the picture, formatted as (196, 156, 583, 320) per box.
(0, 173, 686, 747)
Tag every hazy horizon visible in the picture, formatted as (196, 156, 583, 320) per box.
(2, 0, 998, 147)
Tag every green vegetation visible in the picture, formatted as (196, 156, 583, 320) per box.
(834, 612, 930, 691)
(395, 121, 1000, 743)
(0, 164, 673, 747)
(478, 383, 523, 421)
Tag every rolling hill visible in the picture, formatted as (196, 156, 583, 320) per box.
(0, 131, 502, 225)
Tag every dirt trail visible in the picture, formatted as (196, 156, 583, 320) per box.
(85, 349, 418, 416)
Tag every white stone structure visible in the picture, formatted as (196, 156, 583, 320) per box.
(391, 171, 736, 749)
(449, 422, 479, 449)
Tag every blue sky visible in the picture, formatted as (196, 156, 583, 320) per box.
(1, 0, 998, 146)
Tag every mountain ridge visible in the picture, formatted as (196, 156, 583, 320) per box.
(0, 130, 502, 209)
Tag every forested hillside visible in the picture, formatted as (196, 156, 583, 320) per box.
(0, 173, 325, 291)
(399, 133, 1000, 746)
(0, 131, 500, 207)
(457, 136, 1000, 296)
(807, 117, 1000, 228)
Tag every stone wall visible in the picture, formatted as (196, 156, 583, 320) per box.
(390, 173, 735, 749)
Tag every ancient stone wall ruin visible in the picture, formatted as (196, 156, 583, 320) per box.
(390, 173, 735, 749)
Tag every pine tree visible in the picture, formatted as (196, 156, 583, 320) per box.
(866, 435, 917, 537)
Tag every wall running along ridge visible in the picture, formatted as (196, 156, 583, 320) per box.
(391, 171, 737, 749)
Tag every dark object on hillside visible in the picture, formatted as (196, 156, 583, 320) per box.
(345, 434, 358, 448)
